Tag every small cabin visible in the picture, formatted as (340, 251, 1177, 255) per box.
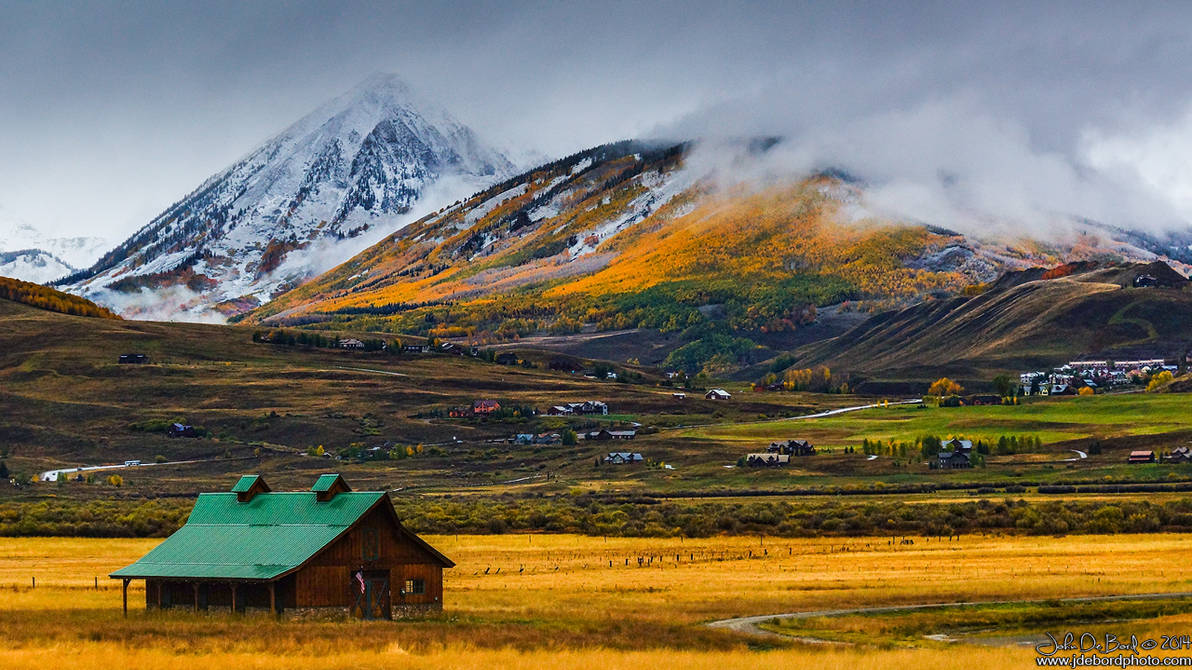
(1128, 450, 1156, 464)
(705, 389, 732, 400)
(118, 353, 149, 364)
(110, 474, 453, 619)
(167, 423, 198, 438)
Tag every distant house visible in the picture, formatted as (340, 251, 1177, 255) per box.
(603, 452, 643, 465)
(586, 429, 636, 441)
(118, 354, 149, 364)
(547, 401, 608, 416)
(1128, 450, 1156, 464)
(1134, 273, 1159, 288)
(1165, 446, 1192, 463)
(941, 439, 973, 453)
(534, 433, 561, 445)
(745, 453, 789, 467)
(937, 451, 972, 469)
(768, 439, 815, 456)
(168, 423, 198, 438)
(447, 407, 470, 418)
(672, 392, 686, 399)
(472, 400, 501, 415)
(513, 433, 536, 445)
(402, 344, 428, 354)
(338, 338, 364, 350)
(705, 389, 732, 401)
(963, 395, 1002, 406)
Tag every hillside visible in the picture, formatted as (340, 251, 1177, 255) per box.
(245, 141, 1040, 373)
(793, 261, 1192, 388)
(0, 276, 119, 319)
(60, 74, 511, 321)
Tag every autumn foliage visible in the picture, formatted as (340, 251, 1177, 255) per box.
(0, 277, 120, 319)
(928, 377, 964, 396)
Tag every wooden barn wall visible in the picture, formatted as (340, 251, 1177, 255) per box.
(392, 562, 443, 606)
(294, 505, 444, 608)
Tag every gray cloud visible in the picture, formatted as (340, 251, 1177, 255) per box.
(2, 1, 1192, 241)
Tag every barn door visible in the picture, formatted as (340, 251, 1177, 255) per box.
(351, 569, 391, 620)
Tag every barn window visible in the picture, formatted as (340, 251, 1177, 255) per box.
(362, 527, 379, 561)
(404, 578, 425, 595)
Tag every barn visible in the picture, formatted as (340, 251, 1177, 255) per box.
(110, 474, 453, 619)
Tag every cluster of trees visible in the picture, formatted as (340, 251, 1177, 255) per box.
(859, 434, 1045, 459)
(307, 442, 434, 461)
(252, 329, 389, 351)
(0, 277, 119, 319)
(757, 365, 850, 393)
(1148, 370, 1175, 392)
(928, 377, 965, 396)
(7, 496, 1192, 538)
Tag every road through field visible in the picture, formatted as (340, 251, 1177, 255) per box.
(706, 591, 1192, 642)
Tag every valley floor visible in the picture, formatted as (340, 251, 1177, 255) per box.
(3, 534, 1192, 668)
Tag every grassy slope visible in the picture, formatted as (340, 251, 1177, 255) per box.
(0, 297, 849, 499)
(795, 262, 1192, 388)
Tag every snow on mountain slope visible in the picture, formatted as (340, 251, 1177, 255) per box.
(63, 73, 513, 321)
(0, 214, 109, 280)
(0, 249, 76, 283)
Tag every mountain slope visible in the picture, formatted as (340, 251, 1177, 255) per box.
(246, 140, 1192, 375)
(244, 141, 1035, 372)
(61, 73, 512, 320)
(0, 249, 76, 284)
(794, 261, 1192, 386)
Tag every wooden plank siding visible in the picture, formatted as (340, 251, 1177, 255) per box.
(294, 504, 445, 610)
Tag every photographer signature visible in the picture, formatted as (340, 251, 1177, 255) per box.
(1037, 632, 1192, 657)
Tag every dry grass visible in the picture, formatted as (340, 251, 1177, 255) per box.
(2, 533, 1191, 668)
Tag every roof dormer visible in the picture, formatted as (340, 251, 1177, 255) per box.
(311, 473, 351, 502)
(231, 474, 271, 502)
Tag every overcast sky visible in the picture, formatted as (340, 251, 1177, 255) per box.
(4, 1, 1192, 241)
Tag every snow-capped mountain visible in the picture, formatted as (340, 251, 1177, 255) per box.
(0, 216, 109, 282)
(64, 73, 513, 320)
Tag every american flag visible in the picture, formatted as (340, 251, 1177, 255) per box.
(355, 570, 365, 594)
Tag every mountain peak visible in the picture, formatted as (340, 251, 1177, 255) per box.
(63, 76, 512, 321)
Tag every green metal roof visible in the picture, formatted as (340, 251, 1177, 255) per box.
(110, 491, 385, 580)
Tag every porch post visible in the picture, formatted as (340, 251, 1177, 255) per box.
(122, 578, 129, 616)
(268, 581, 277, 618)
(230, 583, 238, 613)
(193, 583, 200, 612)
(156, 581, 162, 609)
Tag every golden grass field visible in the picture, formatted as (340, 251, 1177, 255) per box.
(3, 533, 1192, 668)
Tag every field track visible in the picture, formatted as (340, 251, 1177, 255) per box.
(706, 590, 1192, 641)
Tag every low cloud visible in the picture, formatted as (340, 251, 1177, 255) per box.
(655, 6, 1192, 243)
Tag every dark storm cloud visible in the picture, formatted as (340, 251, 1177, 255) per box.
(2, 1, 1192, 239)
